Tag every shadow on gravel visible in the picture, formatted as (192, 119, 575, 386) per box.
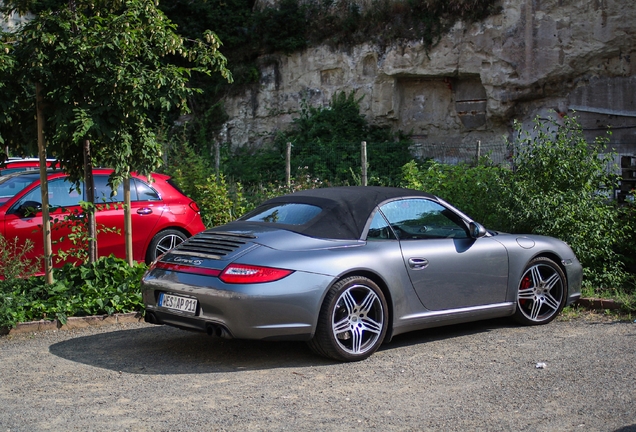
(382, 317, 516, 351)
(49, 325, 333, 374)
(614, 425, 636, 432)
(49, 318, 518, 374)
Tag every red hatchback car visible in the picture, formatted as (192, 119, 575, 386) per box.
(0, 168, 205, 267)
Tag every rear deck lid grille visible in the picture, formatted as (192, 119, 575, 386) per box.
(168, 231, 257, 260)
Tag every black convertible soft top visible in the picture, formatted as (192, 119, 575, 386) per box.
(223, 186, 436, 240)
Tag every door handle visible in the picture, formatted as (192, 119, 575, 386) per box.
(408, 258, 429, 269)
(137, 208, 153, 215)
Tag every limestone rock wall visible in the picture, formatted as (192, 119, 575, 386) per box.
(221, 0, 636, 161)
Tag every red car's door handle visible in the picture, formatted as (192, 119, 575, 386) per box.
(137, 208, 153, 215)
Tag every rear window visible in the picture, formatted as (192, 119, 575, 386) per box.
(134, 178, 161, 201)
(166, 178, 185, 196)
(241, 203, 322, 225)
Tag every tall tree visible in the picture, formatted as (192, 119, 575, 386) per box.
(1, 0, 232, 272)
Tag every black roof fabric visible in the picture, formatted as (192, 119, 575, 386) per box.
(226, 186, 436, 240)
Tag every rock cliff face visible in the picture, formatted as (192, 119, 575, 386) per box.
(221, 0, 636, 161)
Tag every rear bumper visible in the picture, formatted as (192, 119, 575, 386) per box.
(142, 269, 334, 341)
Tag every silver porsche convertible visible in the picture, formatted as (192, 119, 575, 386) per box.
(141, 186, 582, 361)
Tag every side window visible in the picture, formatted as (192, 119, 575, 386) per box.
(366, 210, 396, 240)
(14, 178, 82, 210)
(379, 199, 468, 240)
(49, 178, 83, 208)
(94, 175, 125, 203)
(134, 178, 160, 201)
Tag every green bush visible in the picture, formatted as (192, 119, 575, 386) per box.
(402, 158, 507, 228)
(503, 116, 630, 290)
(162, 140, 247, 227)
(402, 115, 636, 292)
(0, 256, 146, 329)
(195, 174, 246, 227)
(223, 91, 413, 187)
(0, 234, 40, 281)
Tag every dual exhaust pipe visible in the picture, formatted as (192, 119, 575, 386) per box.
(145, 312, 232, 339)
(206, 323, 232, 339)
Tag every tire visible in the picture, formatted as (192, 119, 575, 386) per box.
(308, 276, 388, 362)
(513, 257, 567, 326)
(145, 229, 188, 263)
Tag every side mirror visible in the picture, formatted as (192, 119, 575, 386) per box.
(469, 221, 487, 239)
(14, 201, 42, 217)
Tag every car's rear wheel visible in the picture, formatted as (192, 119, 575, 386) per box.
(513, 257, 566, 325)
(146, 229, 187, 263)
(308, 276, 388, 362)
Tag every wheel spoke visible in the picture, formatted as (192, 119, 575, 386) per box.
(341, 290, 357, 315)
(544, 272, 561, 291)
(350, 326, 363, 353)
(332, 317, 351, 335)
(360, 317, 382, 334)
(518, 287, 535, 300)
(157, 235, 182, 255)
(543, 292, 561, 311)
(529, 298, 542, 320)
(530, 265, 543, 286)
(359, 291, 378, 315)
(157, 243, 171, 254)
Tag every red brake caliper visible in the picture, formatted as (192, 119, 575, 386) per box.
(519, 276, 532, 306)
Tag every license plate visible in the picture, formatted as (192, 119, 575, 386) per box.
(159, 293, 197, 314)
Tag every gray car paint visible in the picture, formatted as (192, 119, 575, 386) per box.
(142, 194, 582, 343)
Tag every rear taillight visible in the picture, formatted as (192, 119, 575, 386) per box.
(153, 261, 221, 277)
(220, 264, 293, 284)
(189, 201, 201, 213)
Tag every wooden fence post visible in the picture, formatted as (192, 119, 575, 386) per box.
(361, 141, 368, 186)
(214, 140, 220, 183)
(476, 140, 481, 163)
(286, 142, 292, 187)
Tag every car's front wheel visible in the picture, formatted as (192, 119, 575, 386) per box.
(513, 257, 566, 325)
(308, 276, 388, 362)
(146, 229, 188, 263)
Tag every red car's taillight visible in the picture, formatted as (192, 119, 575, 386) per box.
(153, 261, 221, 277)
(219, 264, 294, 284)
(189, 201, 201, 213)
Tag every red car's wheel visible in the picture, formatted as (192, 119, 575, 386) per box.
(146, 229, 187, 263)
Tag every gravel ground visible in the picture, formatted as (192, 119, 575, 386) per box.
(1, 314, 635, 432)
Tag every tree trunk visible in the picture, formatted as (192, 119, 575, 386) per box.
(123, 175, 133, 266)
(36, 83, 54, 284)
(83, 139, 97, 263)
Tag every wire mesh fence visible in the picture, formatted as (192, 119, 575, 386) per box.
(216, 138, 635, 199)
(273, 140, 511, 186)
(410, 140, 511, 166)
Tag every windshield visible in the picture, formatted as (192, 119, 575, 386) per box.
(0, 173, 40, 206)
